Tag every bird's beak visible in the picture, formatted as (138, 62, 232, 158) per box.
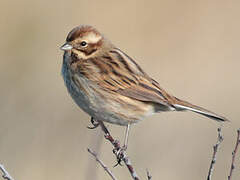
(60, 43, 73, 51)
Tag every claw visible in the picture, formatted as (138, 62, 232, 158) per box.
(87, 117, 99, 129)
(113, 158, 123, 167)
(87, 125, 99, 129)
(113, 146, 127, 167)
(113, 149, 123, 167)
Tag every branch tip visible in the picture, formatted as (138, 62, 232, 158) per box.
(207, 127, 224, 180)
(146, 169, 152, 180)
(228, 128, 240, 180)
(87, 148, 118, 180)
(0, 164, 15, 180)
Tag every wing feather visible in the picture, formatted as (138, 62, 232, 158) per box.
(73, 47, 228, 121)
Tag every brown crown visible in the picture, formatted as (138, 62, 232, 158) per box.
(66, 25, 101, 42)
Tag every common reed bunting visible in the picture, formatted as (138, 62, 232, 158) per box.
(60, 25, 228, 149)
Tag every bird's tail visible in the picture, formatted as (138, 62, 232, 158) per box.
(172, 98, 228, 122)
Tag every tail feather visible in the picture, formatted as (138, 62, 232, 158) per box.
(173, 98, 228, 122)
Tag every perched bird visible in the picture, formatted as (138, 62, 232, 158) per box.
(60, 25, 228, 148)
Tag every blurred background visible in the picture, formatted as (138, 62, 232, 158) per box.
(0, 0, 240, 179)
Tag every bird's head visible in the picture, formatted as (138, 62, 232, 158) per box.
(60, 25, 113, 60)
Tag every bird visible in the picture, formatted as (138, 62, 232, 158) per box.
(60, 25, 228, 150)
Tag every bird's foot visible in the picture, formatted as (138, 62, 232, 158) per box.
(87, 117, 99, 129)
(113, 145, 127, 167)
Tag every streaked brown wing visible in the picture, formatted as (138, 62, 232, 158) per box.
(74, 47, 175, 109)
(116, 84, 171, 109)
(98, 76, 173, 110)
(99, 48, 174, 108)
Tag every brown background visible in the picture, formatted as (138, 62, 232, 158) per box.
(0, 0, 240, 179)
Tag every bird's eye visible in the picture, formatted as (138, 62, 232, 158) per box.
(80, 41, 87, 47)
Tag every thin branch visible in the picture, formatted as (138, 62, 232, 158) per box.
(86, 127, 103, 180)
(99, 121, 140, 180)
(0, 164, 15, 180)
(146, 169, 152, 180)
(228, 128, 240, 180)
(207, 127, 223, 180)
(87, 148, 118, 180)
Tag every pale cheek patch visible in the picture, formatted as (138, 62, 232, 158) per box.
(72, 49, 88, 59)
(85, 32, 102, 44)
(72, 49, 98, 60)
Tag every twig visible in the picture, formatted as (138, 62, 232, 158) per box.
(0, 164, 15, 180)
(207, 127, 223, 180)
(228, 128, 240, 180)
(146, 169, 152, 180)
(87, 148, 118, 180)
(86, 127, 103, 180)
(99, 121, 140, 180)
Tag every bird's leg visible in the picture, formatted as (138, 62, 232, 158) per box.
(123, 123, 130, 151)
(98, 121, 132, 167)
(114, 124, 131, 166)
(87, 117, 100, 129)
